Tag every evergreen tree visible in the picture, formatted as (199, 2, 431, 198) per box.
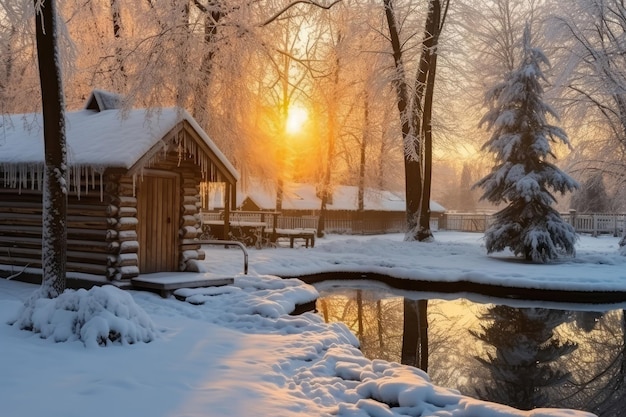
(459, 162, 477, 212)
(475, 26, 578, 263)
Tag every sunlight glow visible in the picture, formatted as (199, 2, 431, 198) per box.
(285, 106, 308, 134)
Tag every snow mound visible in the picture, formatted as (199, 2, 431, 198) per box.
(172, 274, 319, 318)
(12, 285, 157, 347)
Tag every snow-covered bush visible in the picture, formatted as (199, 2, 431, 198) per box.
(475, 26, 578, 263)
(12, 285, 157, 347)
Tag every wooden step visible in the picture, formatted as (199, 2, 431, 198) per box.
(131, 273, 234, 297)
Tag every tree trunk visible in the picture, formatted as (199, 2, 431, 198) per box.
(384, 0, 447, 241)
(110, 0, 126, 90)
(383, 0, 424, 240)
(376, 300, 385, 353)
(417, 299, 429, 372)
(358, 92, 368, 213)
(192, 3, 222, 127)
(35, 0, 67, 299)
(317, 36, 341, 238)
(356, 289, 364, 338)
(418, 0, 442, 241)
(276, 41, 292, 214)
(401, 298, 420, 367)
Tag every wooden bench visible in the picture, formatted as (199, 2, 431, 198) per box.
(267, 228, 316, 248)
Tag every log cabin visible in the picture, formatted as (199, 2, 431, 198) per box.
(0, 90, 239, 286)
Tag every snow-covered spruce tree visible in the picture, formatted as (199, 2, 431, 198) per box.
(475, 26, 578, 263)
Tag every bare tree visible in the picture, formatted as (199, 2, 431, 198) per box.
(384, 0, 449, 241)
(551, 0, 626, 203)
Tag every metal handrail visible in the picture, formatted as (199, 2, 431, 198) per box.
(193, 239, 249, 275)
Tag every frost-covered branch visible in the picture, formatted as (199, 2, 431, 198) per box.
(260, 0, 342, 27)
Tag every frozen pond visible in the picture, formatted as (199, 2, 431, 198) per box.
(315, 281, 626, 416)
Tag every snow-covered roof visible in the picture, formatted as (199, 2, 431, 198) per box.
(84, 89, 124, 111)
(0, 104, 239, 181)
(240, 181, 446, 212)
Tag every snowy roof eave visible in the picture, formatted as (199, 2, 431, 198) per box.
(179, 112, 240, 182)
(0, 106, 239, 184)
(126, 115, 239, 185)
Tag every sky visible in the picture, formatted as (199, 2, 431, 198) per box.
(2, 231, 623, 417)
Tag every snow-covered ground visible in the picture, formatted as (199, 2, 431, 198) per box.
(199, 231, 626, 294)
(2, 231, 620, 417)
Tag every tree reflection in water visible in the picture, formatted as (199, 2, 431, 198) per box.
(471, 306, 577, 410)
(401, 299, 429, 371)
(315, 285, 626, 416)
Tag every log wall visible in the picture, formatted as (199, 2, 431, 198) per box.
(105, 174, 140, 280)
(0, 182, 115, 278)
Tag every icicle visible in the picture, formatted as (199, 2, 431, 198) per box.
(74, 164, 81, 200)
(74, 165, 78, 199)
(99, 171, 103, 202)
(84, 166, 88, 196)
(18, 164, 22, 194)
(38, 164, 43, 192)
(177, 132, 184, 167)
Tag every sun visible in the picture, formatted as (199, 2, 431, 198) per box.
(285, 106, 308, 134)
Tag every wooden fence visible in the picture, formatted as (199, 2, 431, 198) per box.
(442, 212, 626, 236)
(200, 211, 443, 235)
(201, 211, 625, 236)
(441, 214, 492, 233)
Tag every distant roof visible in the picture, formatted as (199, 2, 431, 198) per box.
(0, 98, 239, 182)
(239, 181, 446, 212)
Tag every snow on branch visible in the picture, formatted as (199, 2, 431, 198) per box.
(260, 0, 342, 27)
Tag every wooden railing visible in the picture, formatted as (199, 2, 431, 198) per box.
(200, 211, 279, 228)
(442, 212, 626, 236)
(200, 211, 439, 236)
(441, 214, 493, 233)
(564, 212, 626, 236)
(277, 215, 318, 230)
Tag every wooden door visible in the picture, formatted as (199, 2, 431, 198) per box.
(136, 171, 180, 273)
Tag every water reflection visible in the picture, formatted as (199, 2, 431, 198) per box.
(315, 284, 626, 416)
